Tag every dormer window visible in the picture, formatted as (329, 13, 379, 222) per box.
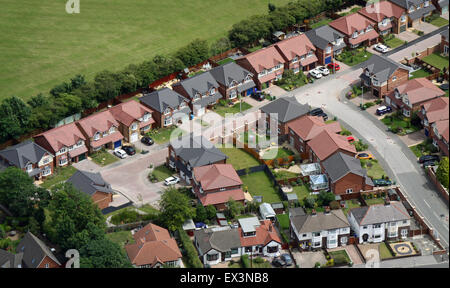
(401, 15, 406, 22)
(164, 107, 171, 115)
(59, 147, 67, 154)
(194, 93, 201, 101)
(131, 123, 138, 131)
(424, 1, 429, 7)
(352, 31, 358, 38)
(209, 88, 216, 95)
(143, 113, 150, 122)
(307, 51, 313, 57)
(244, 74, 252, 82)
(392, 76, 397, 82)
(409, 6, 415, 13)
(395, 90, 401, 99)
(366, 25, 372, 32)
(94, 132, 101, 141)
(26, 164, 33, 172)
(109, 126, 115, 134)
(229, 80, 238, 87)
(77, 140, 83, 146)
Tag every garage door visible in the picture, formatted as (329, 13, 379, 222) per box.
(400, 25, 406, 33)
(325, 56, 332, 65)
(130, 132, 139, 143)
(114, 140, 122, 149)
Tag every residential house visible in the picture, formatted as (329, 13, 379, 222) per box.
(289, 207, 351, 250)
(274, 33, 319, 72)
(209, 62, 256, 101)
(432, 119, 449, 156)
(235, 46, 286, 90)
(259, 97, 310, 141)
(358, 0, 408, 35)
(125, 223, 182, 268)
(108, 100, 155, 143)
(287, 115, 342, 159)
(418, 97, 449, 155)
(15, 232, 62, 268)
(329, 13, 380, 49)
(33, 123, 87, 167)
(306, 130, 357, 164)
(322, 152, 374, 196)
(172, 72, 222, 117)
(0, 140, 54, 180)
(432, 0, 449, 15)
(76, 110, 124, 153)
(0, 250, 23, 268)
(441, 27, 449, 55)
(140, 88, 191, 128)
(167, 134, 228, 184)
(192, 164, 245, 211)
(194, 217, 281, 266)
(385, 77, 446, 117)
(67, 170, 114, 209)
(348, 200, 411, 243)
(388, 0, 436, 28)
(305, 25, 347, 65)
(360, 54, 410, 98)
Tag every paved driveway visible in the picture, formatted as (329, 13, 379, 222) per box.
(291, 250, 327, 268)
(397, 30, 420, 42)
(389, 33, 442, 62)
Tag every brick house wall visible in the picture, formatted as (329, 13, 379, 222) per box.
(308, 148, 357, 165)
(370, 68, 410, 98)
(92, 191, 113, 210)
(192, 181, 245, 211)
(37, 256, 60, 268)
(331, 173, 373, 195)
(441, 34, 449, 55)
(314, 45, 334, 66)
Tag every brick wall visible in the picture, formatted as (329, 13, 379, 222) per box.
(426, 166, 449, 203)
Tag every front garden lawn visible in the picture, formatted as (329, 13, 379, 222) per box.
(410, 69, 432, 79)
(241, 171, 281, 203)
(214, 101, 252, 117)
(360, 159, 386, 179)
(409, 139, 438, 158)
(329, 250, 351, 265)
(335, 49, 372, 66)
(40, 165, 77, 189)
(428, 16, 449, 27)
(381, 114, 420, 134)
(422, 53, 449, 70)
(152, 165, 175, 182)
(262, 147, 294, 159)
(379, 242, 394, 259)
(384, 36, 404, 49)
(219, 147, 261, 171)
(147, 126, 186, 144)
(90, 150, 119, 166)
(276, 214, 290, 230)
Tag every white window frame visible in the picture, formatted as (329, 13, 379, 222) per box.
(94, 132, 101, 141)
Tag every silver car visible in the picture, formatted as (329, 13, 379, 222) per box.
(309, 69, 322, 79)
(374, 44, 389, 53)
(316, 66, 330, 76)
(164, 176, 180, 186)
(113, 148, 128, 159)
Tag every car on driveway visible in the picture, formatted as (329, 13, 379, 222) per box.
(271, 257, 286, 268)
(356, 153, 374, 160)
(419, 155, 440, 164)
(309, 69, 322, 79)
(122, 146, 136, 156)
(280, 254, 293, 267)
(114, 148, 128, 159)
(316, 66, 330, 76)
(376, 106, 392, 116)
(164, 176, 180, 186)
(423, 160, 438, 169)
(141, 136, 154, 146)
(318, 112, 328, 121)
(310, 107, 324, 116)
(347, 136, 356, 143)
(251, 91, 266, 101)
(373, 178, 393, 187)
(374, 44, 389, 53)
(327, 62, 340, 71)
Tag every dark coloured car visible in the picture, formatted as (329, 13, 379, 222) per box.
(310, 108, 324, 116)
(141, 136, 154, 146)
(318, 112, 328, 121)
(419, 154, 440, 164)
(423, 160, 438, 169)
(373, 179, 393, 187)
(122, 146, 136, 156)
(376, 106, 392, 116)
(280, 254, 293, 266)
(271, 258, 286, 268)
(251, 92, 265, 101)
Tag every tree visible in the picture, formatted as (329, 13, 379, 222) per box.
(210, 38, 232, 56)
(436, 157, 449, 189)
(305, 196, 316, 208)
(226, 198, 244, 219)
(79, 237, 132, 268)
(159, 187, 195, 231)
(317, 191, 335, 207)
(93, 70, 122, 102)
(194, 204, 207, 222)
(268, 3, 276, 12)
(175, 39, 210, 67)
(0, 96, 31, 141)
(205, 205, 217, 220)
(27, 93, 48, 108)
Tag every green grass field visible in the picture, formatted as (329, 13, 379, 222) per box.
(0, 0, 291, 101)
(219, 147, 261, 170)
(422, 53, 449, 71)
(241, 171, 281, 203)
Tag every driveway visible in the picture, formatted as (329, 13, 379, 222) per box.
(414, 22, 440, 34)
(397, 30, 420, 42)
(291, 250, 327, 268)
(389, 33, 442, 62)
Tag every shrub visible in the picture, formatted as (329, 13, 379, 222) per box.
(436, 157, 449, 189)
(314, 262, 321, 268)
(110, 209, 140, 225)
(254, 257, 265, 264)
(178, 228, 203, 268)
(0, 226, 5, 239)
(329, 200, 340, 210)
(241, 254, 251, 268)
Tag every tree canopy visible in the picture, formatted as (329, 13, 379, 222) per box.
(159, 187, 196, 231)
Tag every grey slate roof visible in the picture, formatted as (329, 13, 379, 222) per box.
(350, 201, 410, 225)
(0, 140, 52, 169)
(194, 227, 241, 254)
(140, 88, 190, 113)
(389, 0, 428, 9)
(67, 170, 113, 196)
(305, 26, 346, 50)
(441, 26, 449, 42)
(408, 4, 436, 20)
(440, 0, 449, 8)
(322, 152, 368, 183)
(172, 71, 220, 99)
(171, 134, 228, 168)
(209, 62, 254, 88)
(290, 209, 350, 234)
(16, 232, 61, 268)
(196, 92, 222, 108)
(0, 250, 23, 268)
(260, 97, 310, 123)
(360, 54, 409, 83)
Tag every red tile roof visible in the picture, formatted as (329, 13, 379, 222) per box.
(329, 13, 376, 36)
(239, 220, 281, 247)
(422, 97, 449, 124)
(193, 164, 242, 191)
(275, 34, 316, 61)
(76, 110, 120, 138)
(308, 130, 357, 161)
(358, 1, 405, 22)
(393, 78, 445, 105)
(34, 123, 86, 153)
(435, 120, 450, 143)
(90, 131, 124, 148)
(109, 100, 155, 127)
(125, 223, 182, 267)
(288, 115, 342, 141)
(238, 46, 285, 73)
(348, 29, 379, 45)
(198, 188, 245, 206)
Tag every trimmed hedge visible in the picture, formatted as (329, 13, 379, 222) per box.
(241, 254, 251, 268)
(178, 228, 203, 268)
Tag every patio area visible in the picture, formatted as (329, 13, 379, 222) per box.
(291, 249, 327, 268)
(389, 241, 418, 257)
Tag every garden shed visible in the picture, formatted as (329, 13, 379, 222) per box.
(309, 174, 329, 192)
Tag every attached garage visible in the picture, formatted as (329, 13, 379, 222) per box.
(114, 140, 122, 149)
(399, 25, 406, 33)
(325, 56, 332, 65)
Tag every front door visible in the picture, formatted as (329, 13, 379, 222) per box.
(130, 132, 139, 143)
(78, 153, 87, 162)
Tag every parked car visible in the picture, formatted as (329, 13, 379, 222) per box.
(316, 66, 330, 76)
(423, 160, 438, 169)
(356, 153, 374, 160)
(310, 107, 324, 116)
(376, 106, 392, 116)
(327, 62, 340, 71)
(373, 178, 393, 187)
(251, 91, 266, 101)
(271, 257, 286, 268)
(164, 176, 180, 186)
(309, 69, 322, 79)
(374, 43, 389, 53)
(347, 136, 356, 143)
(318, 112, 328, 121)
(280, 254, 293, 266)
(122, 146, 136, 156)
(141, 136, 154, 146)
(113, 148, 128, 159)
(418, 154, 440, 164)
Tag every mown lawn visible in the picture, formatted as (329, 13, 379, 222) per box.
(343, 199, 361, 216)
(379, 242, 394, 260)
(214, 102, 252, 117)
(293, 185, 310, 203)
(220, 147, 261, 171)
(152, 165, 175, 182)
(422, 53, 450, 70)
(0, 0, 291, 101)
(147, 126, 187, 144)
(365, 197, 385, 206)
(262, 147, 294, 159)
(329, 250, 351, 265)
(360, 159, 386, 179)
(241, 171, 281, 203)
(106, 231, 134, 252)
(40, 165, 77, 189)
(217, 58, 235, 65)
(428, 17, 449, 27)
(90, 150, 119, 166)
(310, 18, 333, 29)
(276, 214, 290, 230)
(384, 36, 404, 49)
(410, 69, 432, 79)
(336, 49, 372, 66)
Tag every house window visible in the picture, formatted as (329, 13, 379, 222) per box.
(395, 91, 401, 99)
(59, 147, 67, 154)
(231, 248, 239, 255)
(143, 113, 151, 122)
(245, 247, 252, 253)
(312, 232, 321, 237)
(346, 188, 353, 194)
(409, 6, 415, 13)
(194, 93, 201, 101)
(401, 229, 408, 238)
(42, 167, 51, 176)
(302, 233, 307, 238)
(401, 15, 406, 22)
(392, 76, 397, 82)
(102, 131, 109, 137)
(26, 164, 33, 172)
(374, 224, 382, 228)
(229, 90, 237, 99)
(424, 1, 429, 7)
(43, 157, 50, 165)
(59, 158, 68, 166)
(267, 246, 279, 253)
(131, 123, 138, 131)
(210, 88, 216, 95)
(403, 109, 410, 117)
(45, 263, 50, 268)
(325, 46, 332, 54)
(109, 126, 116, 134)
(341, 237, 348, 245)
(164, 117, 173, 126)
(206, 254, 219, 261)
(77, 140, 83, 146)
(292, 56, 299, 63)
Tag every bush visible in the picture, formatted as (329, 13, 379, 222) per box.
(329, 200, 340, 210)
(254, 257, 265, 264)
(0, 226, 5, 239)
(314, 262, 321, 268)
(178, 228, 203, 268)
(241, 254, 251, 268)
(436, 157, 449, 189)
(110, 209, 140, 225)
